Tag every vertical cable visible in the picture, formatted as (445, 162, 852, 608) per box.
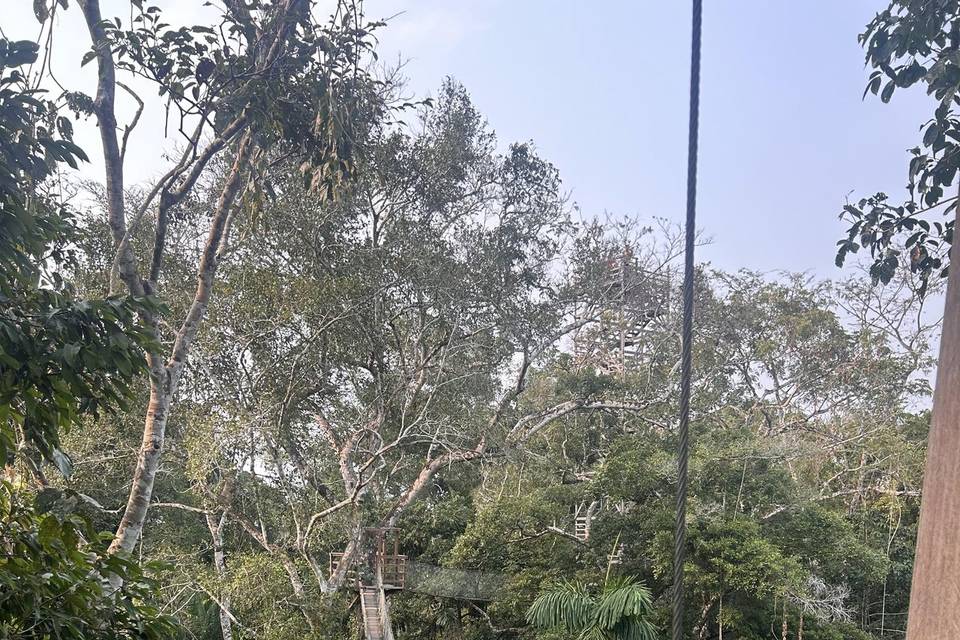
(672, 1, 702, 639)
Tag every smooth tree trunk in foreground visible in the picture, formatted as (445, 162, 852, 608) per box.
(108, 134, 253, 553)
(77, 0, 310, 554)
(906, 207, 960, 639)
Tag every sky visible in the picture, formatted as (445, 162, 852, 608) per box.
(2, 0, 937, 277)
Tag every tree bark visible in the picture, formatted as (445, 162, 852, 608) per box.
(906, 204, 960, 639)
(384, 442, 486, 527)
(718, 595, 723, 640)
(205, 512, 234, 640)
(109, 134, 254, 553)
(78, 0, 309, 556)
(77, 3, 123, 256)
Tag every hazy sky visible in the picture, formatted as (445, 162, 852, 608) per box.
(3, 1, 935, 276)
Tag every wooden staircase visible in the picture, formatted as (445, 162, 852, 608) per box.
(360, 587, 385, 640)
(574, 500, 601, 541)
(574, 514, 590, 540)
(330, 528, 402, 640)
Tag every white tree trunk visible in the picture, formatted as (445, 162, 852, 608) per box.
(205, 512, 234, 640)
(109, 134, 253, 553)
(110, 386, 169, 552)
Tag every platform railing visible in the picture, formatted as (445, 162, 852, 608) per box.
(329, 552, 407, 589)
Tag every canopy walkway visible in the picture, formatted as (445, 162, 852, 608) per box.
(330, 529, 505, 640)
(405, 562, 504, 600)
(360, 586, 389, 640)
(350, 565, 505, 640)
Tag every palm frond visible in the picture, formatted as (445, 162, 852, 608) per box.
(526, 579, 595, 632)
(578, 626, 615, 640)
(594, 576, 654, 630)
(611, 618, 659, 640)
(527, 576, 659, 640)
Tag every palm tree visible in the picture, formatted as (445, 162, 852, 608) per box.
(526, 575, 658, 640)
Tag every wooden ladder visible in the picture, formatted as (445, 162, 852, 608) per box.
(574, 514, 590, 541)
(360, 586, 384, 640)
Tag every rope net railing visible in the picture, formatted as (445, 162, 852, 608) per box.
(403, 562, 505, 601)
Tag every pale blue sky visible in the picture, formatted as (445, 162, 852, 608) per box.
(4, 1, 935, 276)
(373, 1, 934, 276)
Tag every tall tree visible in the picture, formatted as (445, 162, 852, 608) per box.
(35, 0, 377, 554)
(147, 81, 667, 634)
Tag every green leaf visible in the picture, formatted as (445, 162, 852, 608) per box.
(62, 343, 80, 366)
(880, 80, 895, 103)
(3, 40, 41, 67)
(34, 0, 50, 23)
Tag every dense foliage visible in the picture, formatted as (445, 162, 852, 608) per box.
(50, 79, 932, 639)
(1, 2, 943, 640)
(0, 36, 173, 640)
(0, 482, 175, 639)
(837, 0, 960, 293)
(0, 37, 151, 469)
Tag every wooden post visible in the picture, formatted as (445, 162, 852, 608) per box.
(906, 205, 960, 639)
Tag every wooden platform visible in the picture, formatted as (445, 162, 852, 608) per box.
(329, 552, 407, 590)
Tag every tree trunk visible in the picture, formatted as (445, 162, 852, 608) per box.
(695, 596, 718, 640)
(110, 385, 169, 553)
(281, 555, 319, 631)
(205, 512, 234, 640)
(718, 595, 723, 640)
(108, 134, 253, 554)
(79, 0, 296, 557)
(906, 205, 960, 639)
